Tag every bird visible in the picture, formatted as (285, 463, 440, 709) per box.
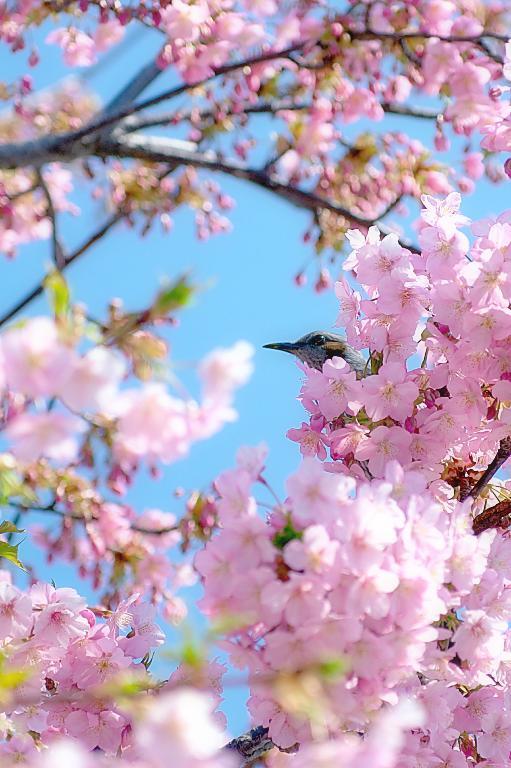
(263, 331, 366, 374)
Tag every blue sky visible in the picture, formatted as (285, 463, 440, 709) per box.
(3, 17, 510, 735)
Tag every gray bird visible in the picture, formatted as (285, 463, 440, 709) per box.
(263, 331, 366, 373)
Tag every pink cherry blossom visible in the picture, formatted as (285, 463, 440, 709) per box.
(2, 317, 76, 398)
(199, 340, 254, 402)
(355, 426, 412, 477)
(136, 689, 225, 767)
(5, 411, 85, 463)
(362, 363, 419, 422)
(60, 347, 125, 413)
(161, 0, 210, 42)
(46, 27, 97, 67)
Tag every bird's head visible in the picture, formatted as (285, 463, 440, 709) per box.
(263, 331, 366, 373)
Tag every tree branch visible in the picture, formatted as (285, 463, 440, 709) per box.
(380, 102, 439, 120)
(346, 27, 506, 64)
(101, 59, 164, 120)
(0, 165, 176, 328)
(122, 98, 440, 138)
(0, 211, 123, 328)
(100, 132, 404, 227)
(459, 436, 511, 502)
(0, 46, 305, 169)
(472, 499, 511, 535)
(122, 99, 312, 133)
(36, 169, 65, 270)
(64, 44, 304, 144)
(0, 124, 418, 326)
(8, 500, 180, 536)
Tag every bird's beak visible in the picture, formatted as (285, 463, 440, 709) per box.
(263, 341, 299, 355)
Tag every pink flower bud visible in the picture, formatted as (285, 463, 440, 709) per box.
(315, 268, 331, 293)
(505, 157, 511, 179)
(404, 416, 417, 433)
(458, 176, 475, 194)
(487, 402, 498, 420)
(20, 75, 32, 94)
(434, 131, 449, 152)
(424, 389, 437, 409)
(463, 152, 484, 180)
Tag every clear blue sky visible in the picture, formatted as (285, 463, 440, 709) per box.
(3, 19, 508, 735)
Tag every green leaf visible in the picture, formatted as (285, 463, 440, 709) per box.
(0, 521, 24, 535)
(0, 667, 29, 692)
(316, 657, 347, 680)
(273, 522, 303, 550)
(152, 276, 195, 318)
(44, 271, 70, 318)
(0, 541, 26, 570)
(0, 471, 20, 504)
(181, 638, 205, 669)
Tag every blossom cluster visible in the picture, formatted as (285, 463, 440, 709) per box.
(192, 190, 511, 766)
(0, 574, 164, 755)
(3, 1, 511, 266)
(5, 1, 511, 766)
(0, 310, 253, 607)
(289, 192, 511, 496)
(0, 315, 252, 471)
(198, 447, 511, 764)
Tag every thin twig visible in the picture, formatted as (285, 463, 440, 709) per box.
(0, 211, 122, 328)
(36, 169, 65, 270)
(100, 133, 409, 230)
(63, 44, 305, 145)
(4, 182, 38, 202)
(7, 501, 179, 536)
(122, 98, 439, 135)
(0, 167, 175, 328)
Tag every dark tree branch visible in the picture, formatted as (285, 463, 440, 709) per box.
(100, 132, 406, 228)
(8, 500, 180, 536)
(67, 44, 305, 143)
(0, 165, 175, 328)
(0, 46, 304, 168)
(0, 131, 417, 327)
(101, 59, 163, 120)
(380, 102, 439, 120)
(101, 133, 420, 250)
(36, 169, 65, 270)
(0, 211, 123, 328)
(0, 115, 418, 326)
(460, 436, 511, 502)
(350, 28, 509, 44)
(122, 98, 439, 137)
(472, 499, 511, 535)
(122, 99, 312, 133)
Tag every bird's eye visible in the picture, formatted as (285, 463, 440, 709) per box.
(312, 334, 326, 345)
